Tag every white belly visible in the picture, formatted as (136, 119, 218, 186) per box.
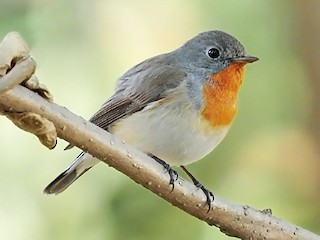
(109, 98, 229, 166)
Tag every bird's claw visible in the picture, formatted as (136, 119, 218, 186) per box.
(164, 164, 178, 191)
(150, 155, 178, 191)
(194, 180, 214, 212)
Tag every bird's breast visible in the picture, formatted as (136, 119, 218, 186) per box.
(201, 63, 246, 128)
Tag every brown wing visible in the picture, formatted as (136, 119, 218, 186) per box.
(65, 54, 186, 150)
(88, 96, 143, 130)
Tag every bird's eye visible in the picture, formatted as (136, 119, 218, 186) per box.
(207, 48, 220, 59)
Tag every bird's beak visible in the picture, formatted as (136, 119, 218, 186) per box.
(231, 55, 259, 64)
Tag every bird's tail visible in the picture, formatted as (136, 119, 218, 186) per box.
(44, 152, 99, 194)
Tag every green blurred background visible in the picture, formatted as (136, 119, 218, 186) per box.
(1, 0, 319, 239)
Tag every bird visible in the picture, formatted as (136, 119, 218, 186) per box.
(44, 30, 258, 209)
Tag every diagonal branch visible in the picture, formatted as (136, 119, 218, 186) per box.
(0, 65, 319, 240)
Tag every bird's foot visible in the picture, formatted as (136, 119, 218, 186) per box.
(150, 155, 178, 191)
(181, 166, 214, 212)
(193, 179, 214, 212)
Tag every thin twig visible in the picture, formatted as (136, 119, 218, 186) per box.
(0, 57, 35, 94)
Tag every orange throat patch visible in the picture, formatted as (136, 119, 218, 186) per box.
(201, 63, 246, 128)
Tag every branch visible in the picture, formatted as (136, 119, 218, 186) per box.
(0, 33, 319, 240)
